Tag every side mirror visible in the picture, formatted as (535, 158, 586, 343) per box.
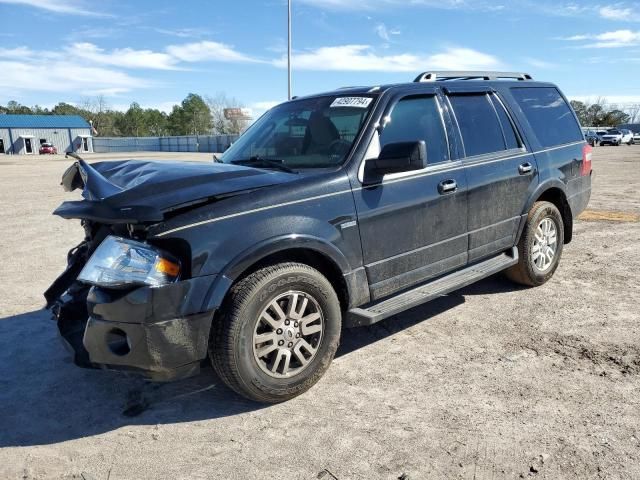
(373, 141, 427, 175)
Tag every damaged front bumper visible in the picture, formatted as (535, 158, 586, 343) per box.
(50, 267, 217, 382)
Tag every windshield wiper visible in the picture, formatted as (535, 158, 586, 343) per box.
(231, 156, 297, 174)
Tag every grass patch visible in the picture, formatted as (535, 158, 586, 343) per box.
(578, 209, 640, 222)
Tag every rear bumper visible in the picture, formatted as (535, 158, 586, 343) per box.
(52, 276, 217, 382)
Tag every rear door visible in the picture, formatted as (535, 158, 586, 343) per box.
(445, 86, 538, 262)
(509, 86, 588, 214)
(352, 89, 468, 301)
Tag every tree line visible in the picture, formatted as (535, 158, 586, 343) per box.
(569, 99, 635, 127)
(5, 94, 635, 135)
(0, 93, 250, 137)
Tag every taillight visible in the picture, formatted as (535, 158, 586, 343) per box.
(581, 144, 592, 176)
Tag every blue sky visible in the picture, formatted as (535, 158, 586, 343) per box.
(1, 0, 640, 116)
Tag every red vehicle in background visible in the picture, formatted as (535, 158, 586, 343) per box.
(39, 143, 57, 154)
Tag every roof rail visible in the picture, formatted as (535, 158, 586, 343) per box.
(414, 71, 533, 83)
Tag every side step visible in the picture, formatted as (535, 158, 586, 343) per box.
(346, 247, 518, 327)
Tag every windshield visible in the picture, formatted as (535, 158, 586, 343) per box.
(221, 94, 376, 169)
(607, 129, 620, 134)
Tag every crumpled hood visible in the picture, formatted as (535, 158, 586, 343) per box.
(54, 159, 298, 223)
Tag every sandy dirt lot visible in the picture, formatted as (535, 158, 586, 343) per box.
(0, 148, 639, 479)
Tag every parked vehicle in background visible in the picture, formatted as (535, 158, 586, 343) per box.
(596, 130, 608, 143)
(620, 129, 634, 145)
(46, 71, 592, 403)
(634, 132, 640, 143)
(39, 142, 57, 154)
(584, 130, 599, 147)
(600, 129, 624, 146)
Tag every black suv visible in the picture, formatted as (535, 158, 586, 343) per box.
(46, 71, 592, 403)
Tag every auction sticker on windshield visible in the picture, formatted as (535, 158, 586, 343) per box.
(330, 97, 373, 108)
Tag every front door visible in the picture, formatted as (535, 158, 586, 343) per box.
(353, 92, 468, 301)
(24, 138, 33, 154)
(445, 89, 538, 262)
(0, 139, 4, 154)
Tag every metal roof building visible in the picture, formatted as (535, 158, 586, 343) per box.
(618, 123, 640, 134)
(0, 114, 93, 155)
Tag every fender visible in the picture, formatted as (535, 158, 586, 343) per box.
(515, 178, 571, 244)
(523, 178, 568, 214)
(201, 234, 353, 312)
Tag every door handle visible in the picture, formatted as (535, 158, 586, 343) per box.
(518, 162, 533, 175)
(438, 179, 457, 194)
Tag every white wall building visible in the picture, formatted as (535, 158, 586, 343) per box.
(0, 114, 93, 155)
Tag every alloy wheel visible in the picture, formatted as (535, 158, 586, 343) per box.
(532, 217, 558, 272)
(252, 291, 324, 378)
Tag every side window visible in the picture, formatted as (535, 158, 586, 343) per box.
(511, 87, 583, 148)
(491, 96, 520, 150)
(448, 94, 505, 157)
(380, 95, 449, 164)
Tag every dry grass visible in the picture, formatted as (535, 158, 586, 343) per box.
(578, 209, 640, 222)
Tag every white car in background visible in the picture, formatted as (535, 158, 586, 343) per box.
(634, 131, 640, 143)
(600, 128, 633, 146)
(620, 129, 634, 145)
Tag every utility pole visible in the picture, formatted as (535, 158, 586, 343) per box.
(288, 0, 292, 100)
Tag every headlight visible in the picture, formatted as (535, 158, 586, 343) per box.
(78, 236, 181, 289)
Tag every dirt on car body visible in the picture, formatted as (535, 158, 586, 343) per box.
(0, 147, 639, 479)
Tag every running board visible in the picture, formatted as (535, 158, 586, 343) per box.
(346, 247, 518, 328)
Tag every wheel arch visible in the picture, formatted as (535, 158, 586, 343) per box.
(523, 181, 573, 244)
(203, 235, 353, 313)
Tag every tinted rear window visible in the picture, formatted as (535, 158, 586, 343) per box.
(511, 87, 583, 148)
(449, 94, 507, 157)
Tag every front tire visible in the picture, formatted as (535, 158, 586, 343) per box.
(505, 201, 564, 287)
(209, 262, 342, 403)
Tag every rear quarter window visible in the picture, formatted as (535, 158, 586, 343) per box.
(511, 87, 583, 148)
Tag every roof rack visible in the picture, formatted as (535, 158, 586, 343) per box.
(414, 71, 533, 83)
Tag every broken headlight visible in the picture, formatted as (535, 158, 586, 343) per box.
(78, 236, 180, 289)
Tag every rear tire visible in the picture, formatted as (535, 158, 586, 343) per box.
(209, 262, 342, 403)
(505, 201, 564, 287)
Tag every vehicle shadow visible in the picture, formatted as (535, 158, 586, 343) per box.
(0, 308, 262, 448)
(0, 275, 521, 448)
(337, 273, 524, 357)
(337, 293, 466, 358)
(457, 273, 528, 296)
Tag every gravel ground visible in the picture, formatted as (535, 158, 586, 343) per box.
(0, 147, 639, 479)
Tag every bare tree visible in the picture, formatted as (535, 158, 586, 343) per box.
(625, 104, 640, 124)
(205, 93, 250, 135)
(77, 95, 112, 135)
(78, 95, 109, 115)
